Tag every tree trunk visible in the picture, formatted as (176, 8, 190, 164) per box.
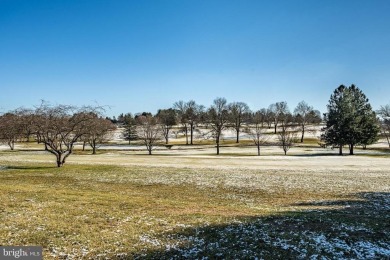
(82, 141, 86, 151)
(236, 127, 240, 143)
(384, 132, 390, 148)
(349, 144, 354, 155)
(216, 134, 220, 155)
(62, 151, 72, 165)
(165, 127, 169, 144)
(8, 140, 14, 150)
(274, 124, 277, 134)
(185, 127, 188, 145)
(257, 143, 260, 156)
(339, 145, 343, 155)
(148, 147, 152, 155)
(90, 139, 97, 154)
(301, 125, 305, 143)
(56, 154, 62, 167)
(190, 123, 194, 145)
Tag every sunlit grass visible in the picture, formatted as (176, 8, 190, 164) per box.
(0, 163, 263, 258)
(0, 148, 389, 258)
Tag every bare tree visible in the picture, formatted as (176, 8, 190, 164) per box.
(136, 115, 162, 155)
(207, 97, 229, 155)
(173, 100, 204, 145)
(156, 108, 176, 144)
(15, 108, 36, 142)
(186, 100, 204, 145)
(294, 101, 321, 142)
(257, 108, 268, 127)
(269, 101, 289, 134)
(0, 112, 22, 150)
(294, 101, 312, 142)
(34, 103, 100, 167)
(378, 104, 390, 148)
(228, 102, 251, 143)
(278, 125, 298, 155)
(173, 101, 190, 145)
(84, 115, 116, 154)
(265, 108, 274, 129)
(246, 111, 269, 156)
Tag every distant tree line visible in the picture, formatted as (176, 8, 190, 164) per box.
(0, 85, 386, 166)
(106, 98, 323, 156)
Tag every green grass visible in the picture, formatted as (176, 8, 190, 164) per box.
(0, 151, 389, 259)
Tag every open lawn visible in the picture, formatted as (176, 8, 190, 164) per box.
(0, 144, 389, 259)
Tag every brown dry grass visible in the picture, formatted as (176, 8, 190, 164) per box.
(0, 144, 389, 258)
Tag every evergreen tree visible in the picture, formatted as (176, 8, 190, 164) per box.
(121, 113, 137, 144)
(321, 85, 379, 155)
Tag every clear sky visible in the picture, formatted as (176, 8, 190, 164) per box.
(1, 0, 389, 117)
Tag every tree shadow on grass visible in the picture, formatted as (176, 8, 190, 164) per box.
(291, 153, 342, 157)
(5, 165, 57, 170)
(128, 192, 389, 259)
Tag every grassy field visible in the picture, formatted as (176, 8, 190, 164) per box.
(0, 145, 389, 259)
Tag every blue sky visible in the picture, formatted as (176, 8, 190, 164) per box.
(1, 0, 389, 117)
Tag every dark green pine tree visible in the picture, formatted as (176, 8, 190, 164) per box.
(121, 113, 137, 145)
(321, 84, 379, 155)
(359, 115, 380, 149)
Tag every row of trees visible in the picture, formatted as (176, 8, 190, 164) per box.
(0, 85, 387, 166)
(0, 98, 319, 164)
(110, 98, 322, 156)
(115, 87, 388, 157)
(114, 99, 322, 147)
